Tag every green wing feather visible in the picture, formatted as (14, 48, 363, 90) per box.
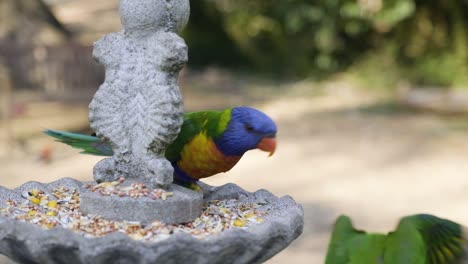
(165, 109, 230, 163)
(45, 108, 232, 161)
(385, 214, 464, 264)
(327, 214, 465, 264)
(410, 214, 463, 264)
(325, 215, 359, 264)
(325, 215, 387, 264)
(43, 129, 113, 156)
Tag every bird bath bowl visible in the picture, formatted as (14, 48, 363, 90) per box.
(0, 178, 303, 264)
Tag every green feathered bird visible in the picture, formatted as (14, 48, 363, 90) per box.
(44, 106, 277, 187)
(325, 214, 467, 264)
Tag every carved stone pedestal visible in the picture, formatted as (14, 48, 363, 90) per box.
(82, 0, 202, 223)
(80, 184, 202, 224)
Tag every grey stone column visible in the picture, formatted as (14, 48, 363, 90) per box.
(81, 0, 203, 224)
(89, 0, 190, 188)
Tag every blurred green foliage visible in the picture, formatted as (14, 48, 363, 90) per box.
(184, 0, 468, 88)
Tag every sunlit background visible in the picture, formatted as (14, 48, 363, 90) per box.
(1, 0, 468, 263)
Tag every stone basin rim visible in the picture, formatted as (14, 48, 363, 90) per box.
(0, 178, 304, 264)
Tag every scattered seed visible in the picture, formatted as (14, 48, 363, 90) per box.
(233, 219, 246, 227)
(47, 200, 58, 208)
(30, 189, 40, 197)
(0, 185, 268, 243)
(46, 211, 57, 217)
(29, 197, 40, 205)
(86, 178, 171, 200)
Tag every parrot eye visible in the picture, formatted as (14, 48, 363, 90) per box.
(245, 125, 255, 132)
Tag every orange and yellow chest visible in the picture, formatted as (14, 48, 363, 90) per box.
(176, 133, 242, 180)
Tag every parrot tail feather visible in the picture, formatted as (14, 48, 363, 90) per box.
(43, 129, 113, 156)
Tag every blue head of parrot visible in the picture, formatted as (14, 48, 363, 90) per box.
(215, 106, 277, 156)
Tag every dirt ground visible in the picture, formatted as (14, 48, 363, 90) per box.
(2, 81, 468, 263)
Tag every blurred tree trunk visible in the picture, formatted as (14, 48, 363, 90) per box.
(448, 0, 467, 61)
(0, 0, 70, 46)
(0, 62, 13, 157)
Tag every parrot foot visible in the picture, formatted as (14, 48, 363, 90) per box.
(186, 182, 203, 192)
(173, 177, 202, 192)
(172, 166, 202, 191)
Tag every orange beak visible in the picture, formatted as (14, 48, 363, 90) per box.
(257, 137, 277, 157)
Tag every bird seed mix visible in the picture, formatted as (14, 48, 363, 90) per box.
(0, 182, 266, 242)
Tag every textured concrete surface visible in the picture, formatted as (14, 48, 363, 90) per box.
(89, 0, 189, 188)
(0, 178, 304, 264)
(120, 0, 189, 33)
(80, 183, 203, 224)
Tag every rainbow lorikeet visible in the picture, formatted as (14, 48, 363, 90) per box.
(44, 106, 277, 188)
(326, 214, 467, 264)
